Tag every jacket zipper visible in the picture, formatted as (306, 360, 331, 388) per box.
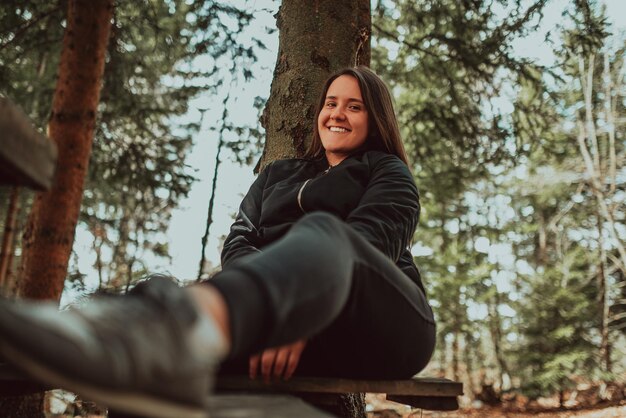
(297, 166, 332, 212)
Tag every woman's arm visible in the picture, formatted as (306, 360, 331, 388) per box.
(221, 165, 270, 268)
(346, 154, 420, 262)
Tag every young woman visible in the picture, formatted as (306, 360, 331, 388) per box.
(0, 66, 436, 418)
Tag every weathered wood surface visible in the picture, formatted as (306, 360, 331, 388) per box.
(216, 375, 463, 397)
(0, 364, 335, 417)
(0, 97, 57, 190)
(208, 394, 335, 418)
(107, 395, 336, 418)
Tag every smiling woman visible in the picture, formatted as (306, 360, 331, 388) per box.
(0, 66, 435, 418)
(317, 75, 369, 165)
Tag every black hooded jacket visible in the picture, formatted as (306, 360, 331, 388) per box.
(221, 150, 426, 294)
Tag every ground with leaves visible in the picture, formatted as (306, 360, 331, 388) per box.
(366, 393, 626, 417)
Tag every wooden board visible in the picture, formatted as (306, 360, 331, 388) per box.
(108, 395, 335, 418)
(216, 375, 463, 397)
(0, 97, 57, 190)
(0, 364, 335, 417)
(208, 394, 335, 418)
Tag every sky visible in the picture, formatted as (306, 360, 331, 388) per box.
(64, 0, 625, 304)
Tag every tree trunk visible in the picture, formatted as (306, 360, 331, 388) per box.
(436, 330, 447, 377)
(463, 330, 480, 397)
(259, 0, 371, 170)
(596, 211, 611, 372)
(488, 290, 511, 390)
(198, 97, 229, 281)
(109, 212, 130, 289)
(0, 187, 19, 291)
(260, 1, 370, 416)
(452, 330, 460, 382)
(18, 0, 113, 301)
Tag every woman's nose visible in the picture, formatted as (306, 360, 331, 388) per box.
(330, 107, 345, 121)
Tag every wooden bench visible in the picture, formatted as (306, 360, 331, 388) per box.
(0, 365, 462, 417)
(0, 97, 57, 190)
(216, 375, 463, 416)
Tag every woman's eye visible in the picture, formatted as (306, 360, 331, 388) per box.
(349, 105, 361, 111)
(325, 102, 336, 108)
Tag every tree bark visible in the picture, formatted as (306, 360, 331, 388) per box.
(488, 290, 511, 390)
(463, 330, 480, 397)
(596, 211, 611, 372)
(452, 330, 460, 382)
(259, 0, 371, 170)
(0, 187, 19, 291)
(259, 1, 370, 416)
(18, 0, 113, 301)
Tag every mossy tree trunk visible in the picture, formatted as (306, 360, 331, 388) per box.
(259, 0, 371, 171)
(18, 0, 113, 301)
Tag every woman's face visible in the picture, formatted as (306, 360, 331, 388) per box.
(317, 75, 369, 166)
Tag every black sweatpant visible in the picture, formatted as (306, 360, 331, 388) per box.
(208, 211, 436, 379)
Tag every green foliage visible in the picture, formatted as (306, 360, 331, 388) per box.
(500, 0, 625, 397)
(0, 1, 63, 125)
(373, 0, 625, 398)
(373, 0, 547, 198)
(372, 0, 554, 384)
(515, 255, 597, 398)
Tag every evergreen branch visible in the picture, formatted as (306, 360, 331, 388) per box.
(608, 311, 626, 323)
(371, 22, 442, 60)
(0, 4, 62, 52)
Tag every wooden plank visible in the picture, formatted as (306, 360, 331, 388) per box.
(216, 376, 463, 397)
(107, 395, 336, 418)
(0, 97, 57, 190)
(208, 394, 336, 418)
(1, 364, 334, 417)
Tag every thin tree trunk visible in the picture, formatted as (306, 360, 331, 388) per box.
(124, 256, 135, 293)
(602, 52, 617, 195)
(109, 211, 130, 289)
(576, 55, 626, 275)
(463, 331, 479, 397)
(488, 290, 511, 390)
(92, 225, 105, 291)
(18, 0, 113, 301)
(452, 330, 460, 382)
(5, 192, 24, 298)
(436, 330, 447, 377)
(259, 0, 371, 170)
(198, 87, 230, 280)
(0, 187, 20, 289)
(596, 211, 611, 372)
(537, 212, 548, 265)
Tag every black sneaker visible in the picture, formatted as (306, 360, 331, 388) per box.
(0, 275, 227, 418)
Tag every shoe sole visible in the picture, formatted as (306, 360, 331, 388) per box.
(0, 341, 209, 418)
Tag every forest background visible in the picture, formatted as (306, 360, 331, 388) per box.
(0, 0, 625, 414)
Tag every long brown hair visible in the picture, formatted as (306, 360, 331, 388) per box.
(303, 66, 409, 166)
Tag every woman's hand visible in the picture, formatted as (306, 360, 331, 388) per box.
(249, 339, 307, 382)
